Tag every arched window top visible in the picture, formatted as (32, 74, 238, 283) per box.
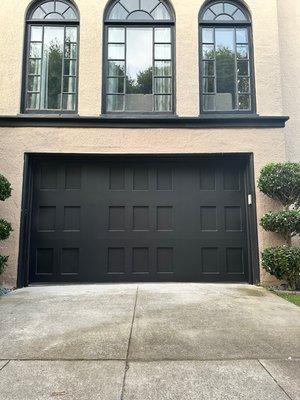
(106, 0, 174, 22)
(200, 1, 250, 22)
(28, 0, 79, 21)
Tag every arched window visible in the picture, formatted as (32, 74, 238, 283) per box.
(103, 0, 175, 113)
(199, 1, 255, 113)
(23, 0, 79, 113)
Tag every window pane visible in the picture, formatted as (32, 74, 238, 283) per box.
(29, 59, 41, 75)
(108, 44, 125, 60)
(215, 28, 236, 111)
(234, 9, 247, 21)
(203, 9, 215, 20)
(154, 78, 172, 94)
(202, 44, 214, 60)
(236, 29, 248, 44)
(40, 26, 64, 110)
(108, 27, 125, 43)
(56, 1, 69, 14)
(120, 0, 139, 12)
(107, 77, 124, 93)
(30, 42, 42, 58)
(32, 7, 46, 19)
(109, 3, 128, 20)
(224, 3, 237, 15)
(203, 95, 215, 111)
(237, 60, 249, 76)
(108, 61, 125, 76)
(155, 95, 172, 111)
(151, 3, 171, 20)
(63, 7, 77, 20)
(65, 27, 77, 42)
(237, 45, 249, 59)
(239, 95, 251, 110)
(141, 0, 159, 12)
(41, 1, 55, 13)
(203, 61, 214, 76)
(215, 14, 232, 21)
(45, 12, 64, 20)
(128, 10, 152, 20)
(63, 76, 76, 93)
(65, 43, 77, 58)
(62, 93, 76, 110)
(203, 78, 215, 93)
(64, 59, 77, 75)
(28, 76, 40, 91)
(238, 77, 250, 93)
(126, 28, 152, 94)
(202, 28, 214, 43)
(107, 95, 124, 111)
(154, 61, 171, 76)
(27, 93, 40, 109)
(155, 44, 171, 59)
(155, 28, 171, 43)
(31, 26, 43, 41)
(210, 3, 223, 15)
(125, 94, 153, 111)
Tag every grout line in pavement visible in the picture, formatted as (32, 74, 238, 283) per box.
(258, 360, 293, 400)
(120, 285, 139, 400)
(0, 360, 10, 372)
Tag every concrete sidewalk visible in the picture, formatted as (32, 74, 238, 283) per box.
(0, 283, 299, 399)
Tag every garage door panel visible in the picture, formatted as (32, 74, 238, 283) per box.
(29, 157, 249, 283)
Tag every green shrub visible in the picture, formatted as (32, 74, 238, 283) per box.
(0, 219, 12, 241)
(258, 163, 300, 207)
(0, 174, 12, 201)
(262, 246, 300, 289)
(0, 255, 9, 275)
(260, 210, 300, 240)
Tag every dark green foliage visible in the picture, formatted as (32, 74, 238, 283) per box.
(0, 174, 12, 201)
(260, 210, 300, 240)
(0, 173, 12, 275)
(258, 163, 300, 207)
(262, 246, 300, 289)
(0, 219, 12, 241)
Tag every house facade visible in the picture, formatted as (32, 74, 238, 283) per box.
(0, 0, 298, 287)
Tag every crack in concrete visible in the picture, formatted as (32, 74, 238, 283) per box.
(258, 360, 293, 400)
(0, 360, 10, 372)
(120, 286, 139, 400)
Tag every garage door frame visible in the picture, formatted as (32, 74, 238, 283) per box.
(17, 153, 260, 287)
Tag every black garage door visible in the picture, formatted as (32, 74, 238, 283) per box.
(29, 156, 250, 283)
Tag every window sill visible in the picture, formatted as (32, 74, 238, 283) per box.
(0, 114, 289, 128)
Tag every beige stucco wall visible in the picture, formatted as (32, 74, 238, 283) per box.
(0, 0, 293, 286)
(277, 0, 300, 162)
(0, 0, 284, 116)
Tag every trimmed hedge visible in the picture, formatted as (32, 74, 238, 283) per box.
(262, 246, 300, 290)
(0, 174, 12, 275)
(0, 174, 12, 202)
(260, 210, 300, 240)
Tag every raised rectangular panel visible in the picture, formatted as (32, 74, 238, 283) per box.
(61, 248, 79, 274)
(132, 247, 149, 273)
(38, 206, 56, 231)
(64, 206, 81, 231)
(65, 166, 81, 189)
(36, 248, 53, 274)
(157, 247, 173, 273)
(226, 248, 244, 274)
(157, 168, 172, 190)
(109, 167, 125, 190)
(199, 167, 215, 190)
(200, 206, 217, 231)
(109, 206, 125, 231)
(133, 206, 149, 231)
(224, 168, 240, 191)
(157, 206, 173, 231)
(40, 166, 57, 189)
(201, 247, 219, 274)
(133, 168, 149, 190)
(225, 206, 242, 231)
(108, 247, 125, 274)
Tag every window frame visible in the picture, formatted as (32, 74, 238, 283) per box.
(102, 0, 176, 115)
(198, 0, 256, 115)
(21, 0, 80, 115)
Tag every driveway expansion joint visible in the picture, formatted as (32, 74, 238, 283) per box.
(0, 361, 10, 372)
(258, 359, 293, 400)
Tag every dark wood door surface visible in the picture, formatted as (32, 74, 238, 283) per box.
(29, 156, 249, 283)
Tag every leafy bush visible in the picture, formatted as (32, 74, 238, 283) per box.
(262, 246, 300, 289)
(0, 174, 12, 201)
(260, 210, 300, 240)
(258, 163, 300, 207)
(0, 255, 9, 275)
(0, 219, 12, 241)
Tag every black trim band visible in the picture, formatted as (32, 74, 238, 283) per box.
(0, 115, 289, 129)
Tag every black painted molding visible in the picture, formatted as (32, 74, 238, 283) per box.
(0, 114, 289, 129)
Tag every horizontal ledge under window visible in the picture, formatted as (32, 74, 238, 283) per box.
(0, 115, 289, 129)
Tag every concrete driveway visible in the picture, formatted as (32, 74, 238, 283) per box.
(0, 283, 299, 399)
